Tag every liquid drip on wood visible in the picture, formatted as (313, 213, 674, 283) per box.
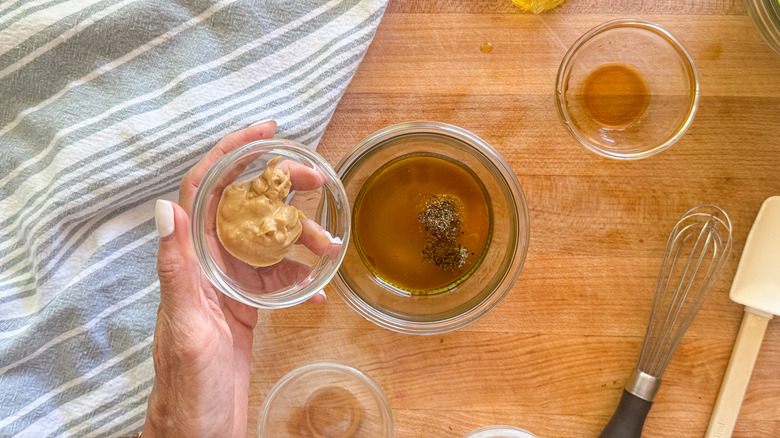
(480, 42, 493, 53)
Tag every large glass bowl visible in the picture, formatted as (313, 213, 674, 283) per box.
(556, 19, 699, 159)
(331, 122, 529, 335)
(746, 0, 780, 55)
(191, 140, 350, 309)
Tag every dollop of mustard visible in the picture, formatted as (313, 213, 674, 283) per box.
(216, 157, 305, 266)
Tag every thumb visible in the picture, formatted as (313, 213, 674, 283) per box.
(155, 199, 200, 309)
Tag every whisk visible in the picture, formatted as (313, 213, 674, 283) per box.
(600, 205, 733, 438)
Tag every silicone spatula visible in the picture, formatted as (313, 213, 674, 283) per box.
(705, 196, 780, 438)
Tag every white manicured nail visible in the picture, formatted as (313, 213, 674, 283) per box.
(322, 229, 342, 245)
(316, 290, 327, 301)
(155, 200, 175, 238)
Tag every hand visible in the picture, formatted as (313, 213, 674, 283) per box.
(142, 121, 330, 437)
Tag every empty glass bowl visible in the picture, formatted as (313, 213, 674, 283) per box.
(258, 362, 393, 438)
(331, 122, 530, 335)
(191, 140, 350, 309)
(463, 426, 539, 438)
(556, 19, 699, 159)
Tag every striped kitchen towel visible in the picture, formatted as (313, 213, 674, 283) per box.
(0, 0, 388, 436)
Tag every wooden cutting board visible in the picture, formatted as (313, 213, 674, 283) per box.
(248, 1, 780, 436)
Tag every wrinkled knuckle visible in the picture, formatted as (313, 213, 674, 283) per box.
(155, 314, 205, 364)
(171, 325, 208, 363)
(218, 133, 240, 150)
(157, 257, 178, 276)
(180, 169, 195, 192)
(175, 340, 203, 363)
(156, 258, 182, 288)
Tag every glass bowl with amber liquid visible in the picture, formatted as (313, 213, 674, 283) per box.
(331, 122, 529, 335)
(556, 19, 699, 159)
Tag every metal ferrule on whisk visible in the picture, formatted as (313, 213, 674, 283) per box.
(625, 368, 661, 402)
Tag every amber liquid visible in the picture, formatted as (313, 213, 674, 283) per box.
(353, 154, 492, 294)
(583, 64, 649, 128)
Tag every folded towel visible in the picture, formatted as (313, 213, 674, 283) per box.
(0, 0, 387, 436)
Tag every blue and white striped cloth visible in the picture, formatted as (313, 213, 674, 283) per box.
(0, 1, 387, 436)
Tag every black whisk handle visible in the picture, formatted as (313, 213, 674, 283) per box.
(599, 390, 653, 438)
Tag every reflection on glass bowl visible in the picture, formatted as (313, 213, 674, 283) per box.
(463, 425, 539, 438)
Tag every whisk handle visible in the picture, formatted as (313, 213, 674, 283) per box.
(599, 390, 653, 438)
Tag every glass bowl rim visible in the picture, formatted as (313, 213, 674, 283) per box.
(745, 0, 780, 55)
(257, 360, 394, 437)
(463, 425, 539, 438)
(190, 139, 350, 309)
(554, 18, 700, 160)
(332, 121, 530, 335)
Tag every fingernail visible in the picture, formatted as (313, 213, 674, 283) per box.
(323, 229, 342, 245)
(308, 223, 333, 248)
(251, 118, 276, 127)
(155, 200, 175, 238)
(316, 290, 327, 301)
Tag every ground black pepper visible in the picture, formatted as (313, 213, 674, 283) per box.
(418, 194, 469, 270)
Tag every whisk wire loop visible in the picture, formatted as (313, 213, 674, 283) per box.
(648, 220, 715, 375)
(637, 206, 732, 378)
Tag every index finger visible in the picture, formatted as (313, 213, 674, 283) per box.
(178, 120, 277, 214)
(277, 160, 328, 191)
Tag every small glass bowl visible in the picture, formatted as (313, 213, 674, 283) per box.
(556, 19, 699, 160)
(463, 426, 539, 438)
(746, 0, 780, 55)
(258, 361, 394, 438)
(331, 122, 530, 335)
(191, 140, 350, 309)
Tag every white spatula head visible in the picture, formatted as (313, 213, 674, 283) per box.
(729, 196, 780, 316)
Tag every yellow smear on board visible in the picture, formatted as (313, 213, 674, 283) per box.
(511, 0, 566, 14)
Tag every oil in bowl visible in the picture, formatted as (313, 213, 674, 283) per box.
(353, 153, 492, 295)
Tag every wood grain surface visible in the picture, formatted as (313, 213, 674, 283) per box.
(247, 1, 780, 437)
